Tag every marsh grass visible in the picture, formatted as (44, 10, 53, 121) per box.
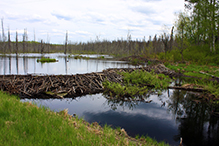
(166, 63, 219, 79)
(103, 70, 172, 97)
(166, 63, 219, 98)
(37, 57, 57, 63)
(0, 91, 169, 146)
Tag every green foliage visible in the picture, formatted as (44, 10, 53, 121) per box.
(166, 63, 219, 78)
(103, 81, 148, 97)
(157, 44, 219, 65)
(103, 70, 172, 97)
(98, 56, 105, 59)
(0, 91, 169, 146)
(37, 57, 57, 63)
(157, 49, 181, 62)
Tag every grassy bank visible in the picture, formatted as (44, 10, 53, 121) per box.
(164, 63, 219, 97)
(0, 91, 169, 146)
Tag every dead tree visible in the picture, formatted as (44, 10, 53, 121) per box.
(64, 31, 68, 54)
(161, 33, 169, 60)
(161, 26, 174, 60)
(47, 32, 50, 53)
(23, 29, 27, 53)
(41, 39, 44, 54)
(169, 26, 174, 51)
(1, 18, 6, 53)
(33, 29, 36, 52)
(16, 31, 18, 55)
(8, 27, 11, 53)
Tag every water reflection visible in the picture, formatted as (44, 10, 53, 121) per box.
(168, 90, 219, 146)
(0, 53, 138, 75)
(20, 90, 219, 146)
(16, 55, 18, 74)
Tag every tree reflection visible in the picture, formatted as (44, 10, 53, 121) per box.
(9, 56, 11, 74)
(65, 56, 68, 75)
(23, 56, 28, 74)
(167, 90, 219, 146)
(16, 55, 19, 74)
(102, 94, 150, 110)
(103, 97, 139, 110)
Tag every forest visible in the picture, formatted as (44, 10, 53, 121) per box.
(0, 0, 219, 65)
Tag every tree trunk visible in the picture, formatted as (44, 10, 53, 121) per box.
(16, 31, 18, 55)
(8, 28, 11, 53)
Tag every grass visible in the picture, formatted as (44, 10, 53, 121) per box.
(165, 63, 219, 98)
(37, 57, 57, 63)
(165, 63, 219, 79)
(103, 70, 172, 97)
(0, 91, 169, 146)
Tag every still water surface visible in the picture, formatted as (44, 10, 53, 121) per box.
(1, 53, 219, 146)
(21, 90, 219, 146)
(0, 53, 136, 75)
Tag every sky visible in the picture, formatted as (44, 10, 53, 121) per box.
(0, 0, 184, 44)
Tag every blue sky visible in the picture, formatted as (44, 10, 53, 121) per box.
(0, 0, 184, 44)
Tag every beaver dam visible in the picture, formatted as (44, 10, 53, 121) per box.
(0, 64, 214, 99)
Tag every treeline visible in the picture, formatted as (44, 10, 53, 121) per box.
(0, 20, 176, 57)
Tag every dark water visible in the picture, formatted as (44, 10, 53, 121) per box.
(21, 90, 219, 146)
(1, 53, 219, 146)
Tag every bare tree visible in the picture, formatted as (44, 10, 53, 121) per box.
(23, 29, 27, 53)
(127, 30, 131, 55)
(33, 29, 36, 52)
(47, 32, 50, 53)
(64, 30, 68, 54)
(161, 26, 174, 60)
(161, 33, 169, 60)
(41, 39, 44, 54)
(16, 30, 18, 55)
(170, 26, 174, 51)
(1, 18, 6, 53)
(8, 27, 11, 53)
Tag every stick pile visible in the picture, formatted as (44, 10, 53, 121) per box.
(0, 64, 176, 99)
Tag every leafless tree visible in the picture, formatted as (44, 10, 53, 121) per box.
(64, 31, 68, 54)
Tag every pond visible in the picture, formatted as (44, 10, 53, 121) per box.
(0, 53, 138, 75)
(1, 53, 219, 146)
(20, 90, 219, 146)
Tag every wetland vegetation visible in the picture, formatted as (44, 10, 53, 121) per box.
(37, 57, 57, 63)
(103, 70, 172, 97)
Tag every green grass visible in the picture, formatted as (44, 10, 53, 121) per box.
(166, 63, 219, 79)
(37, 57, 57, 63)
(103, 70, 172, 97)
(0, 91, 169, 146)
(166, 63, 219, 98)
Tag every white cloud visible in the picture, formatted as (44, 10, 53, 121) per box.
(0, 0, 185, 43)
